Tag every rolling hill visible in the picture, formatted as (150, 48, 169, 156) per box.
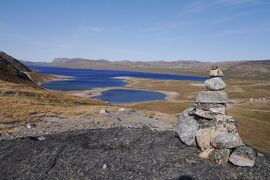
(0, 51, 39, 87)
(27, 57, 270, 80)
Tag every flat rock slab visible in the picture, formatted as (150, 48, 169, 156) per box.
(196, 91, 229, 104)
(0, 128, 269, 180)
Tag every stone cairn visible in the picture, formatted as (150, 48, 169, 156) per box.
(176, 66, 256, 167)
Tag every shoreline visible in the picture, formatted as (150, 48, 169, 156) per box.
(42, 75, 182, 105)
(67, 86, 180, 104)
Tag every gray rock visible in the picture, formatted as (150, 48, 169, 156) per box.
(211, 133, 243, 149)
(0, 127, 268, 179)
(117, 108, 126, 112)
(229, 146, 256, 167)
(26, 123, 32, 129)
(196, 91, 229, 104)
(99, 109, 109, 115)
(209, 148, 230, 165)
(102, 164, 107, 169)
(194, 103, 226, 113)
(195, 127, 214, 151)
(193, 109, 217, 119)
(37, 136, 46, 141)
(205, 77, 226, 91)
(176, 108, 199, 146)
(209, 67, 224, 77)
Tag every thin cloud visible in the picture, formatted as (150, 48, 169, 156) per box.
(215, 25, 270, 37)
(180, 0, 267, 14)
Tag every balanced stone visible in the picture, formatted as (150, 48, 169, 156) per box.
(209, 66, 224, 77)
(209, 148, 230, 165)
(229, 146, 255, 167)
(193, 109, 217, 119)
(194, 103, 226, 114)
(205, 77, 226, 91)
(196, 125, 228, 151)
(196, 127, 213, 151)
(211, 133, 243, 149)
(175, 67, 255, 167)
(196, 91, 229, 104)
(176, 108, 199, 146)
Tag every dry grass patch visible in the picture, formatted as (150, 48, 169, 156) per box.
(0, 80, 108, 125)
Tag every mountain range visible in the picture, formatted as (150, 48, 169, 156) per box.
(23, 57, 270, 80)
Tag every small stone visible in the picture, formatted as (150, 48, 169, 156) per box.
(196, 91, 229, 104)
(205, 77, 226, 91)
(209, 148, 230, 165)
(117, 108, 126, 112)
(209, 66, 224, 77)
(99, 109, 109, 115)
(37, 136, 46, 141)
(198, 148, 214, 159)
(176, 108, 199, 146)
(26, 123, 33, 129)
(103, 164, 107, 169)
(229, 146, 255, 167)
(257, 152, 264, 157)
(211, 133, 243, 149)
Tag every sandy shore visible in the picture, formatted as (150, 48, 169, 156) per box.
(68, 86, 180, 104)
(46, 74, 74, 82)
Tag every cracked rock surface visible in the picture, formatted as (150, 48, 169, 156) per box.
(0, 127, 269, 180)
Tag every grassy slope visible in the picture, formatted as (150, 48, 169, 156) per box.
(0, 80, 108, 131)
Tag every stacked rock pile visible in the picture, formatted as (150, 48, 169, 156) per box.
(176, 66, 256, 167)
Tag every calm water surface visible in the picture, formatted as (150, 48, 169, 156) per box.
(31, 65, 206, 104)
(94, 89, 166, 104)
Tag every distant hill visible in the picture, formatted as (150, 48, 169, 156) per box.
(29, 57, 270, 80)
(0, 51, 39, 87)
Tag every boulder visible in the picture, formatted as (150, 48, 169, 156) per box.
(176, 108, 199, 146)
(209, 67, 224, 77)
(211, 133, 243, 149)
(229, 146, 255, 167)
(209, 148, 230, 165)
(205, 77, 226, 91)
(196, 91, 229, 104)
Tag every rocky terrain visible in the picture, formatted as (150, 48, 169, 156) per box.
(0, 108, 175, 140)
(0, 127, 269, 180)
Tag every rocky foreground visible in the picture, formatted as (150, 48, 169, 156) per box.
(0, 127, 269, 180)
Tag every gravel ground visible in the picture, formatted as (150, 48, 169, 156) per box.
(0, 109, 176, 140)
(0, 127, 269, 180)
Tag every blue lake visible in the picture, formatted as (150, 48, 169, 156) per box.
(31, 65, 206, 104)
(94, 89, 166, 104)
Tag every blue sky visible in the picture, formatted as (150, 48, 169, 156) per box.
(0, 0, 270, 62)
